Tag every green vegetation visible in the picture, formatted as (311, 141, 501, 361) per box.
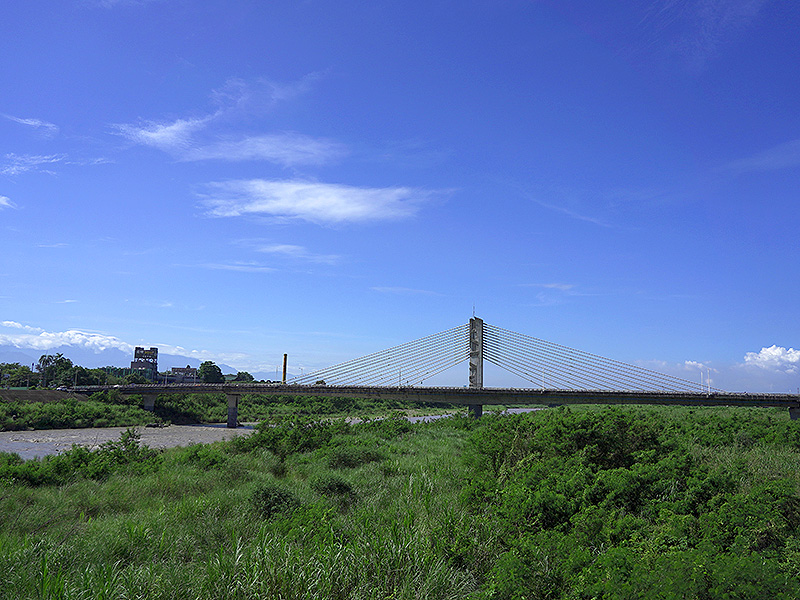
(0, 390, 454, 431)
(198, 361, 225, 383)
(2, 406, 800, 598)
(0, 393, 157, 431)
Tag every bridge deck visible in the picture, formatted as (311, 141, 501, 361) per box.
(70, 383, 800, 410)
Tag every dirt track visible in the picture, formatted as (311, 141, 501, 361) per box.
(0, 424, 255, 460)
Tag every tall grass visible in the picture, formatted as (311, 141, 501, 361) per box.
(0, 417, 487, 599)
(2, 407, 800, 599)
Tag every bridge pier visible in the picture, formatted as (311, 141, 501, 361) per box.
(227, 393, 240, 428)
(469, 317, 484, 418)
(142, 394, 156, 412)
(790, 407, 800, 421)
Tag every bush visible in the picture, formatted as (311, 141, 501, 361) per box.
(250, 483, 300, 519)
(311, 474, 356, 499)
(325, 444, 384, 469)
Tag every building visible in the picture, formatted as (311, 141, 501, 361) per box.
(130, 347, 158, 381)
(170, 366, 198, 383)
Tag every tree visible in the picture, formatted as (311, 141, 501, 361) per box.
(0, 362, 39, 387)
(198, 361, 225, 383)
(36, 353, 74, 387)
(234, 371, 254, 382)
(124, 372, 149, 384)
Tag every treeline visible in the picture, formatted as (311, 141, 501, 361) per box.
(0, 354, 136, 388)
(1, 406, 799, 598)
(0, 390, 447, 430)
(0, 356, 257, 389)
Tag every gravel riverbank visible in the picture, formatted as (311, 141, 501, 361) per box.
(0, 424, 256, 460)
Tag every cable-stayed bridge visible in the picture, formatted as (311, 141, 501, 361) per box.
(72, 317, 800, 426)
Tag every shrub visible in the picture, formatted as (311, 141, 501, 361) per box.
(311, 474, 355, 499)
(326, 445, 384, 469)
(250, 483, 300, 519)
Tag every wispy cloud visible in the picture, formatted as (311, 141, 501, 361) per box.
(0, 195, 15, 210)
(532, 198, 612, 228)
(201, 262, 276, 273)
(201, 179, 433, 225)
(185, 133, 347, 166)
(726, 138, 800, 173)
(744, 345, 800, 375)
(371, 286, 442, 296)
(1, 153, 66, 176)
(113, 77, 344, 168)
(520, 282, 585, 307)
(2, 114, 59, 137)
(114, 116, 212, 154)
(521, 283, 576, 292)
(211, 75, 324, 112)
(624, 0, 770, 71)
(256, 244, 340, 264)
(674, 0, 769, 71)
(115, 119, 344, 167)
(89, 0, 161, 7)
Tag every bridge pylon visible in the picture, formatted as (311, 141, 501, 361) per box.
(468, 317, 484, 418)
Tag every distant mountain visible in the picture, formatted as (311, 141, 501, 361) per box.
(0, 348, 39, 367)
(0, 344, 237, 374)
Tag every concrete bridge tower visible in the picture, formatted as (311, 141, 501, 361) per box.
(468, 317, 483, 418)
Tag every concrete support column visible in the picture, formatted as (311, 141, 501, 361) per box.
(468, 317, 484, 418)
(468, 404, 483, 418)
(227, 394, 240, 428)
(142, 394, 156, 412)
(790, 407, 800, 421)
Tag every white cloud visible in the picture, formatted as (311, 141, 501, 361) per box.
(744, 345, 800, 374)
(684, 360, 711, 370)
(522, 283, 576, 292)
(0, 322, 134, 354)
(114, 116, 211, 154)
(371, 286, 441, 296)
(115, 119, 344, 167)
(89, 0, 162, 8)
(201, 179, 431, 225)
(211, 75, 323, 112)
(0, 196, 15, 210)
(1, 153, 65, 176)
(201, 262, 276, 273)
(2, 321, 44, 333)
(726, 138, 800, 173)
(113, 77, 343, 168)
(256, 244, 340, 264)
(185, 133, 346, 166)
(2, 114, 59, 137)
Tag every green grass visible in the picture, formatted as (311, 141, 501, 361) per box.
(2, 406, 800, 598)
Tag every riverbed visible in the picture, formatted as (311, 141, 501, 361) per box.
(0, 424, 256, 460)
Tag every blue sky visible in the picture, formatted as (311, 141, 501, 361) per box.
(1, 0, 799, 391)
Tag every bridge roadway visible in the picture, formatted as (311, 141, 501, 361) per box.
(72, 383, 800, 426)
